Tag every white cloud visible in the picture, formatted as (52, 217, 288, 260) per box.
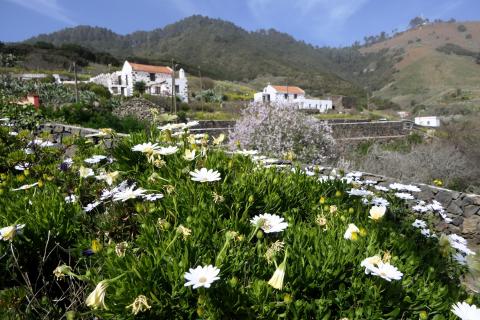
(5, 0, 76, 25)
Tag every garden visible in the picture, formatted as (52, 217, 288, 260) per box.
(0, 103, 479, 319)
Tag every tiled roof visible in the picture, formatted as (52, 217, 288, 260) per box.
(129, 62, 173, 74)
(271, 85, 305, 94)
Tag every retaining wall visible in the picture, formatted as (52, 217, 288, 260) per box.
(318, 168, 480, 244)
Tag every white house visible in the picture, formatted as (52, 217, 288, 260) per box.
(253, 84, 332, 112)
(90, 61, 188, 102)
(414, 116, 440, 127)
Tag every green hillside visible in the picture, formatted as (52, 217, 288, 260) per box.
(26, 16, 390, 98)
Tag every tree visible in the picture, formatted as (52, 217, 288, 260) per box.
(133, 81, 146, 95)
(409, 16, 428, 29)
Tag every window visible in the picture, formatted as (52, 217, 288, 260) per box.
(117, 75, 122, 85)
(175, 85, 180, 93)
(155, 86, 161, 94)
(294, 94, 297, 99)
(111, 87, 118, 94)
(125, 76, 128, 86)
(284, 93, 288, 99)
(150, 73, 156, 81)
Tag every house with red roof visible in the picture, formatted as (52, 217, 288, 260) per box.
(90, 61, 188, 102)
(253, 84, 332, 112)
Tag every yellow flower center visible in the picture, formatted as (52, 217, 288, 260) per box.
(199, 276, 207, 284)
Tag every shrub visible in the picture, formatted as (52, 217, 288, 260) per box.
(354, 141, 478, 191)
(79, 82, 112, 99)
(229, 103, 336, 164)
(457, 24, 467, 32)
(133, 81, 146, 95)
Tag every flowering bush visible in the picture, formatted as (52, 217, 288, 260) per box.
(229, 103, 336, 164)
(0, 112, 478, 319)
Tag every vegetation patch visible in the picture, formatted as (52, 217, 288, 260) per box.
(0, 105, 477, 318)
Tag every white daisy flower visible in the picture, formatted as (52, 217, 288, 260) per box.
(183, 149, 196, 161)
(451, 302, 480, 320)
(143, 193, 164, 201)
(23, 148, 34, 155)
(374, 185, 389, 192)
(344, 223, 360, 240)
(63, 158, 74, 166)
(420, 228, 435, 238)
(185, 121, 200, 128)
(184, 265, 220, 289)
(84, 155, 107, 164)
(453, 253, 467, 266)
(79, 166, 94, 178)
(9, 131, 18, 136)
(65, 194, 77, 204)
(367, 262, 403, 281)
(95, 171, 119, 186)
(158, 123, 186, 131)
(448, 234, 475, 256)
(363, 197, 390, 207)
(250, 213, 288, 233)
(131, 142, 161, 154)
(84, 201, 101, 212)
(235, 149, 259, 156)
(158, 146, 179, 155)
(32, 139, 55, 147)
(389, 183, 421, 192)
(0, 224, 25, 241)
(394, 192, 415, 200)
(14, 162, 30, 171)
(189, 168, 221, 183)
(347, 171, 363, 179)
(369, 206, 386, 220)
(112, 185, 147, 202)
(12, 182, 38, 191)
(86, 280, 108, 309)
(412, 219, 427, 229)
(347, 189, 374, 197)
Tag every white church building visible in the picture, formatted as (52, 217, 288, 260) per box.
(90, 61, 188, 102)
(253, 84, 333, 112)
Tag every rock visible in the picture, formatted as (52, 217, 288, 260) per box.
(435, 190, 453, 207)
(471, 195, 480, 206)
(462, 216, 480, 234)
(463, 205, 480, 218)
(417, 187, 434, 200)
(461, 195, 475, 206)
(451, 216, 464, 227)
(113, 98, 163, 122)
(447, 201, 463, 216)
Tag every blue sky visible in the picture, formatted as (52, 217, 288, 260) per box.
(1, 0, 479, 46)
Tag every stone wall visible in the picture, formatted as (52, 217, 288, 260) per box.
(319, 168, 480, 244)
(327, 120, 413, 139)
(113, 98, 165, 121)
(37, 123, 127, 148)
(189, 120, 415, 140)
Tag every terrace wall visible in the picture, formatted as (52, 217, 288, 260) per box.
(317, 168, 480, 245)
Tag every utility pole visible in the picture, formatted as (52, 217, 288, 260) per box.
(73, 61, 79, 103)
(198, 66, 204, 112)
(171, 59, 176, 115)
